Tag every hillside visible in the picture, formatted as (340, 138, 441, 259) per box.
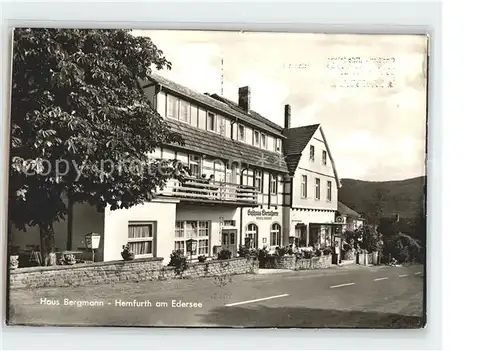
(338, 176, 426, 222)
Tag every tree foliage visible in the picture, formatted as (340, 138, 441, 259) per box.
(9, 29, 186, 263)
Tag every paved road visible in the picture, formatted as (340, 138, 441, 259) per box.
(8, 264, 424, 328)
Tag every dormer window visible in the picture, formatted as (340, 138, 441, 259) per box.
(207, 112, 215, 131)
(167, 95, 179, 119)
(238, 125, 245, 141)
(254, 130, 260, 146)
(179, 100, 189, 123)
(275, 138, 282, 153)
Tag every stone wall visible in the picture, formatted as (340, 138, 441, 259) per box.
(262, 254, 333, 270)
(171, 257, 259, 279)
(9, 257, 258, 290)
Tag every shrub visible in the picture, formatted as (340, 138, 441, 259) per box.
(198, 255, 207, 263)
(277, 247, 288, 257)
(167, 250, 188, 277)
(287, 247, 294, 255)
(217, 248, 232, 260)
(303, 250, 313, 259)
(294, 250, 304, 259)
(322, 247, 332, 255)
(257, 248, 270, 267)
(315, 248, 322, 257)
(237, 245, 249, 258)
(382, 232, 422, 264)
(238, 245, 258, 259)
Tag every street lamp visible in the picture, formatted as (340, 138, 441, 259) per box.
(84, 233, 101, 262)
(186, 239, 197, 262)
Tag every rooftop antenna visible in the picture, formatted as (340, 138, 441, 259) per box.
(220, 57, 224, 96)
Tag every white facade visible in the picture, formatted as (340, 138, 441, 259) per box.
(283, 126, 341, 249)
(291, 127, 338, 211)
(9, 77, 343, 263)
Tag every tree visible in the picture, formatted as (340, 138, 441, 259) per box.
(9, 29, 186, 265)
(362, 188, 388, 225)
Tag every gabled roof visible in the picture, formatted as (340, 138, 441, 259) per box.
(148, 73, 284, 138)
(338, 201, 362, 219)
(283, 124, 320, 156)
(166, 118, 288, 173)
(283, 124, 320, 174)
(283, 124, 341, 189)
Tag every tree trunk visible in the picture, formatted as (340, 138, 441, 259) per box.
(39, 223, 56, 266)
(66, 193, 73, 250)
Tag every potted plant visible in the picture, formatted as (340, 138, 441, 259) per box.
(9, 255, 19, 270)
(217, 248, 232, 260)
(121, 244, 135, 261)
(64, 254, 77, 265)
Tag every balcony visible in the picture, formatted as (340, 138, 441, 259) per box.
(158, 177, 258, 206)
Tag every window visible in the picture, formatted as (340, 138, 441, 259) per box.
(238, 125, 245, 142)
(301, 175, 308, 198)
(198, 239, 209, 255)
(185, 221, 198, 238)
(179, 100, 190, 123)
(189, 154, 201, 177)
(156, 91, 166, 118)
(255, 170, 263, 193)
(243, 169, 254, 187)
(315, 178, 321, 199)
(206, 112, 215, 131)
(216, 115, 226, 135)
(253, 130, 260, 146)
(174, 220, 210, 256)
(198, 109, 207, 130)
(190, 104, 198, 127)
(270, 174, 277, 195)
(223, 220, 236, 227)
(322, 150, 327, 165)
(270, 223, 281, 246)
(274, 138, 282, 153)
(261, 133, 267, 149)
(167, 95, 179, 119)
(128, 222, 155, 258)
(327, 181, 332, 201)
(225, 117, 232, 137)
(309, 145, 315, 161)
(245, 224, 258, 249)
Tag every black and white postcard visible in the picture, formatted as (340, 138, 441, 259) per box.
(6, 29, 428, 328)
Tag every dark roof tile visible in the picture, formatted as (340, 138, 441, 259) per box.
(282, 124, 320, 174)
(167, 119, 288, 173)
(338, 201, 362, 218)
(209, 94, 284, 132)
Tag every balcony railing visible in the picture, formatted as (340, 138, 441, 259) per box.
(158, 177, 258, 206)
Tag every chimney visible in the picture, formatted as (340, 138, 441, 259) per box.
(238, 86, 251, 112)
(284, 104, 291, 129)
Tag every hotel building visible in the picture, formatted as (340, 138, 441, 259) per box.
(10, 73, 343, 262)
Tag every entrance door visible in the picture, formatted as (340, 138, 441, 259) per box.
(222, 230, 237, 257)
(297, 225, 307, 247)
(225, 163, 238, 201)
(309, 225, 320, 248)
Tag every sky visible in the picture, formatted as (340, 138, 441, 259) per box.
(133, 30, 428, 182)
